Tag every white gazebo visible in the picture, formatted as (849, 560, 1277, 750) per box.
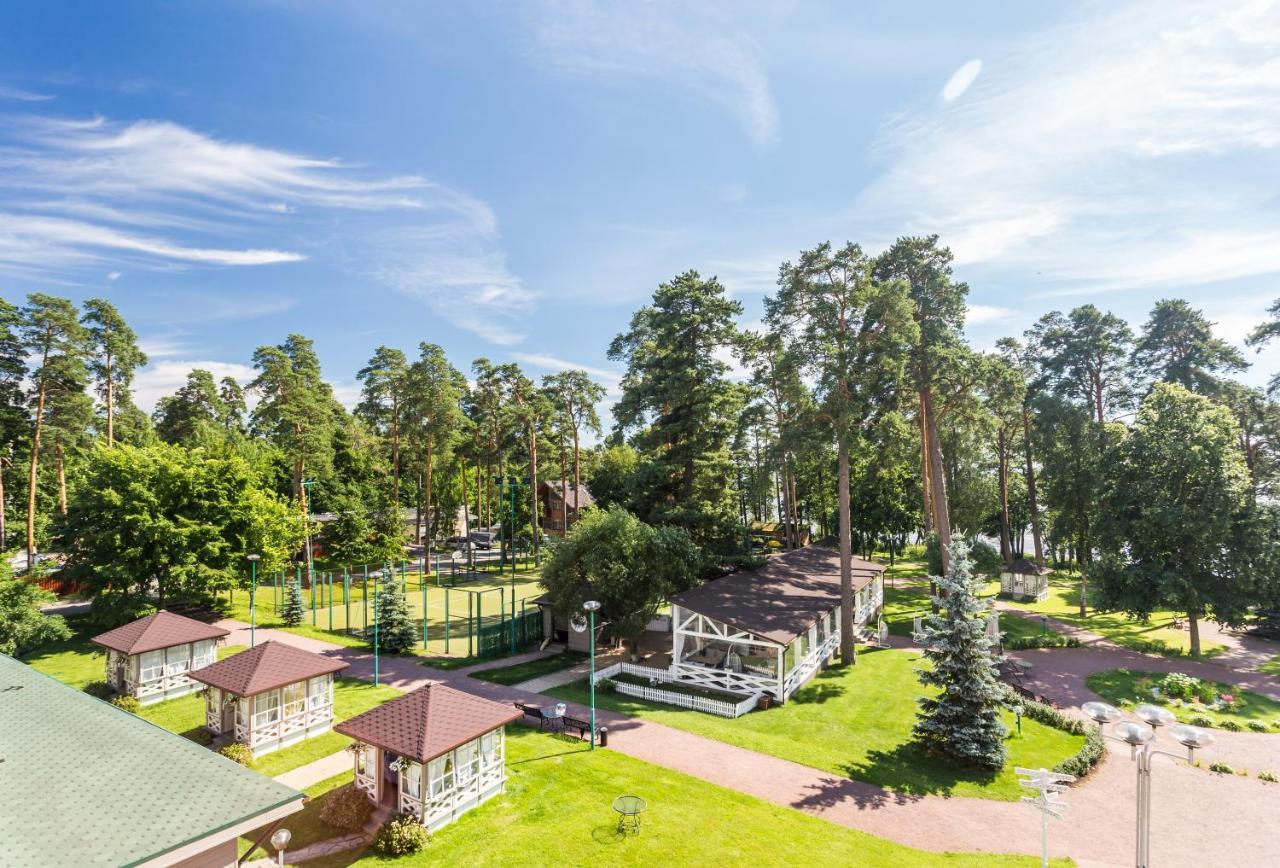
(189, 641, 348, 757)
(1001, 559, 1051, 602)
(90, 611, 230, 705)
(667, 545, 885, 703)
(336, 683, 521, 832)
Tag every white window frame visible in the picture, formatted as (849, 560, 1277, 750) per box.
(191, 639, 216, 670)
(138, 649, 165, 683)
(307, 675, 329, 710)
(165, 643, 191, 676)
(282, 681, 306, 719)
(253, 690, 281, 728)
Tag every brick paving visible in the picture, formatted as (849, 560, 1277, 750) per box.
(216, 617, 1279, 867)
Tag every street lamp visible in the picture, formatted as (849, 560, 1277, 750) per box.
(581, 600, 601, 749)
(247, 555, 261, 648)
(1081, 701, 1214, 867)
(270, 827, 291, 867)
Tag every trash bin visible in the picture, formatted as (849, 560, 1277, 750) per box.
(598, 726, 608, 748)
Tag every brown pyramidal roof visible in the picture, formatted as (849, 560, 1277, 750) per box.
(188, 641, 347, 697)
(1004, 558, 1050, 575)
(90, 611, 230, 655)
(335, 683, 521, 763)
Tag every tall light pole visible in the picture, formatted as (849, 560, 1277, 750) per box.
(247, 554, 261, 648)
(1081, 701, 1214, 868)
(583, 600, 601, 749)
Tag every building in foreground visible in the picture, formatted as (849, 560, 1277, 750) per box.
(336, 682, 521, 832)
(668, 544, 885, 703)
(190, 640, 348, 757)
(0, 654, 303, 868)
(91, 610, 230, 705)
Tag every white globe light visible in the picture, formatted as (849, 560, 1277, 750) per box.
(270, 828, 292, 852)
(569, 613, 588, 633)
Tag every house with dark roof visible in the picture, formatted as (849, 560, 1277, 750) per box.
(0, 654, 303, 867)
(668, 544, 885, 703)
(1000, 558, 1051, 601)
(91, 610, 230, 705)
(335, 683, 521, 832)
(539, 480, 595, 536)
(189, 641, 349, 757)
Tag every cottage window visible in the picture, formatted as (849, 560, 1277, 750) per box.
(139, 650, 165, 682)
(165, 643, 191, 675)
(456, 740, 479, 786)
(208, 688, 222, 717)
(404, 761, 422, 799)
(192, 640, 215, 670)
(428, 754, 454, 796)
(307, 676, 329, 710)
(480, 731, 498, 768)
(282, 681, 306, 718)
(254, 690, 281, 727)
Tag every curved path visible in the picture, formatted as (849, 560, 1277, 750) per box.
(214, 619, 1278, 867)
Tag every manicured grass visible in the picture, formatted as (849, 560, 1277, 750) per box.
(19, 625, 104, 689)
(249, 677, 404, 777)
(307, 728, 1066, 868)
(1086, 669, 1280, 730)
(469, 650, 587, 685)
(547, 648, 1084, 802)
(239, 772, 352, 858)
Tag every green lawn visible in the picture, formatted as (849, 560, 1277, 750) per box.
(1085, 669, 1280, 730)
(239, 772, 352, 859)
(249, 677, 404, 777)
(547, 648, 1084, 802)
(19, 626, 106, 689)
(302, 728, 1067, 868)
(469, 650, 587, 686)
(1259, 656, 1280, 676)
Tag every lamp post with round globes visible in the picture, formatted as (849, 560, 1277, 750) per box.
(270, 827, 291, 867)
(582, 600, 601, 749)
(1081, 701, 1214, 868)
(247, 555, 261, 648)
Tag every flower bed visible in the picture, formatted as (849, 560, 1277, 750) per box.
(1086, 668, 1280, 731)
(593, 662, 759, 718)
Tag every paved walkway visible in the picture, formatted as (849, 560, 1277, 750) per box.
(274, 751, 353, 791)
(510, 647, 629, 692)
(215, 617, 1280, 867)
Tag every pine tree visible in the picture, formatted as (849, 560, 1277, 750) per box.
(371, 575, 417, 654)
(280, 575, 306, 627)
(912, 534, 1009, 770)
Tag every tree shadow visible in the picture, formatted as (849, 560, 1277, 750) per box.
(838, 742, 998, 800)
(788, 669, 849, 705)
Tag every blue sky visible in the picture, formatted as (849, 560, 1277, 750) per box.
(1, 0, 1278, 414)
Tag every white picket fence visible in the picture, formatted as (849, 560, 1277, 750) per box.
(593, 662, 759, 718)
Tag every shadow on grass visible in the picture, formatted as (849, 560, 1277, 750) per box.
(789, 668, 849, 705)
(839, 742, 999, 801)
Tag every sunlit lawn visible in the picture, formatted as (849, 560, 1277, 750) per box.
(547, 648, 1084, 802)
(19, 626, 105, 689)
(1086, 669, 1280, 730)
(238, 772, 351, 859)
(1260, 656, 1280, 676)
(470, 650, 587, 686)
(301, 729, 1068, 868)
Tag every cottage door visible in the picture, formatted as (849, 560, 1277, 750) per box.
(222, 698, 235, 732)
(115, 656, 126, 688)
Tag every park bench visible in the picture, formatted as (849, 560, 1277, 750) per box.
(561, 715, 592, 740)
(514, 701, 562, 731)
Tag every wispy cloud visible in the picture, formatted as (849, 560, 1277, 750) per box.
(132, 359, 258, 414)
(940, 59, 982, 103)
(529, 0, 780, 146)
(966, 303, 1013, 325)
(859, 0, 1280, 292)
(0, 84, 54, 102)
(511, 351, 623, 387)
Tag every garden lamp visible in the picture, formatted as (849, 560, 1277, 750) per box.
(583, 599, 602, 749)
(270, 827, 291, 867)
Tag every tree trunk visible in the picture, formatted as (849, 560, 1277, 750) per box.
(1188, 610, 1201, 657)
(572, 425, 582, 520)
(26, 377, 48, 568)
(459, 464, 471, 569)
(423, 437, 434, 550)
(837, 436, 856, 664)
(390, 395, 400, 506)
(561, 455, 569, 535)
(1022, 407, 1045, 565)
(919, 396, 933, 534)
(997, 429, 1012, 563)
(56, 445, 68, 514)
(105, 349, 115, 447)
(0, 457, 6, 550)
(921, 385, 952, 575)
(529, 427, 541, 562)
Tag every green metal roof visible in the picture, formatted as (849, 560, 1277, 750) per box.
(0, 654, 303, 867)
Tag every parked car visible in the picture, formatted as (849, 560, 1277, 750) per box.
(469, 531, 497, 550)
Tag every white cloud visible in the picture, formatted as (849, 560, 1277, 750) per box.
(0, 84, 53, 102)
(106, 270, 121, 281)
(132, 359, 257, 414)
(859, 0, 1280, 292)
(510, 352, 623, 389)
(529, 1, 780, 146)
(966, 303, 1014, 325)
(940, 59, 982, 103)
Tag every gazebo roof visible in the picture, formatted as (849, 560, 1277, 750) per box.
(669, 544, 883, 645)
(188, 641, 347, 697)
(335, 683, 521, 763)
(90, 610, 230, 655)
(1003, 559, 1050, 576)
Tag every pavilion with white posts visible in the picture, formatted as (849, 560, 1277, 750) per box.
(91, 610, 230, 705)
(1001, 558, 1051, 602)
(668, 544, 885, 703)
(190, 641, 348, 757)
(336, 683, 521, 832)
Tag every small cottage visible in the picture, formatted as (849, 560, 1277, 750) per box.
(91, 611, 230, 705)
(189, 641, 348, 757)
(336, 683, 521, 832)
(540, 480, 594, 536)
(1001, 559, 1051, 602)
(529, 593, 609, 654)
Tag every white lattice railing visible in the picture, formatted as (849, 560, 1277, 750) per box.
(783, 629, 840, 697)
(594, 662, 759, 718)
(247, 704, 333, 749)
(135, 672, 197, 699)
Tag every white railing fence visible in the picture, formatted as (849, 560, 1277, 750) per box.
(592, 662, 759, 718)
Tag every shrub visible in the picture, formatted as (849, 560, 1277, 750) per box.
(1219, 719, 1242, 732)
(1002, 689, 1086, 735)
(1208, 761, 1234, 775)
(109, 694, 140, 714)
(1247, 721, 1269, 733)
(375, 813, 429, 856)
(319, 785, 374, 831)
(1188, 715, 1214, 728)
(1054, 730, 1105, 779)
(219, 742, 252, 765)
(183, 728, 214, 746)
(1159, 672, 1202, 699)
(1259, 770, 1278, 783)
(82, 681, 114, 700)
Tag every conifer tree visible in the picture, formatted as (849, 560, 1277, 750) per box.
(912, 534, 1009, 770)
(370, 574, 417, 654)
(280, 575, 306, 627)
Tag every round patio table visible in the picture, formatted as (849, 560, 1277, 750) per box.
(612, 795, 646, 835)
